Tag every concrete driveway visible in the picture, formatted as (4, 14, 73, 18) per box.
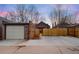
(20, 36, 79, 46)
(0, 40, 24, 46)
(0, 36, 79, 54)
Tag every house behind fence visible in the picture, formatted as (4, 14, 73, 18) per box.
(42, 23, 79, 37)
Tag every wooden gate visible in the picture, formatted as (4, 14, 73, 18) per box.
(67, 28, 75, 36)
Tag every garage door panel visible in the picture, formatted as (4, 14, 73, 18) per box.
(6, 26, 24, 39)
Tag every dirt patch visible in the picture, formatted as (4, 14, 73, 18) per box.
(67, 47, 79, 51)
(13, 45, 26, 53)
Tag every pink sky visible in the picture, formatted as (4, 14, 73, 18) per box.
(0, 12, 9, 17)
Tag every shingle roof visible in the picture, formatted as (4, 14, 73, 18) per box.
(36, 21, 50, 28)
(54, 23, 76, 28)
(0, 17, 13, 23)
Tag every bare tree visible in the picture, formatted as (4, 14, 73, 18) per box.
(28, 5, 40, 24)
(5, 4, 28, 23)
(49, 4, 76, 27)
(4, 11, 16, 22)
(16, 4, 28, 22)
(5, 4, 40, 23)
(49, 5, 63, 26)
(34, 11, 40, 23)
(39, 16, 46, 22)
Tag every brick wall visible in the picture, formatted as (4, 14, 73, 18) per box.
(29, 21, 35, 39)
(28, 21, 40, 39)
(24, 25, 29, 40)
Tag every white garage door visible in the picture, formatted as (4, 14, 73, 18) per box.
(6, 25, 24, 39)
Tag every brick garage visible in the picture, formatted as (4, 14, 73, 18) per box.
(3, 23, 29, 40)
(2, 21, 40, 40)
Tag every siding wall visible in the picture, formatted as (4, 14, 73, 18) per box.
(0, 26, 2, 40)
(0, 20, 2, 40)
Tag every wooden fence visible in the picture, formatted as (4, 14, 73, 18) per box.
(43, 28, 67, 36)
(42, 28, 79, 37)
(75, 28, 79, 37)
(34, 29, 40, 39)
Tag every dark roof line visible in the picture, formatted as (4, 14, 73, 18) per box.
(3, 22, 29, 25)
(0, 16, 13, 23)
(38, 21, 50, 26)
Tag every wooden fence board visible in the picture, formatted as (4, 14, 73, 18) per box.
(43, 28, 67, 36)
(75, 28, 79, 37)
